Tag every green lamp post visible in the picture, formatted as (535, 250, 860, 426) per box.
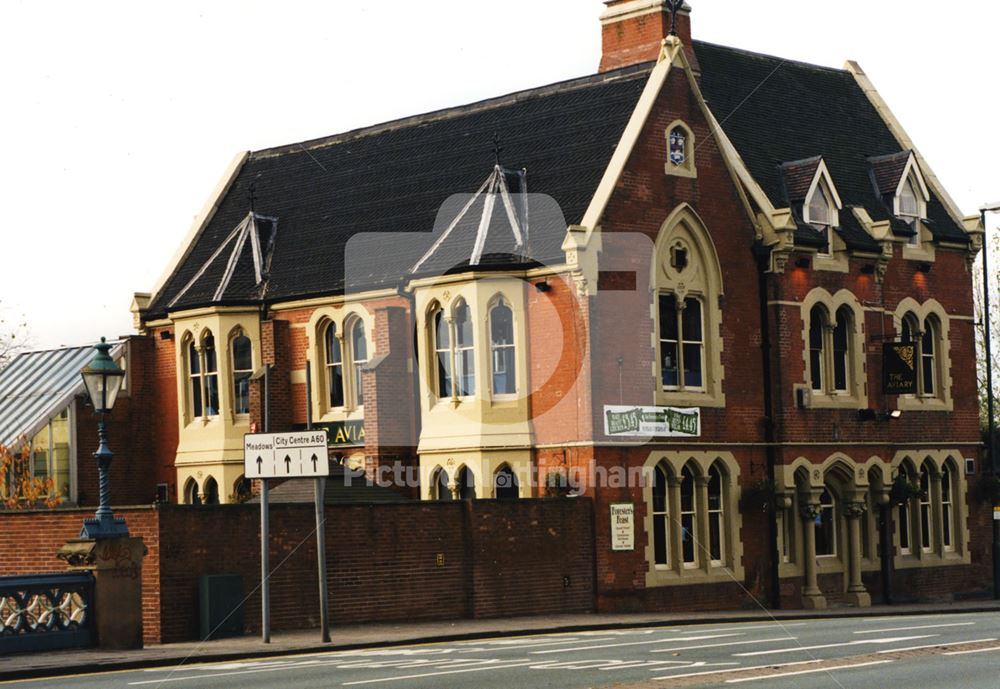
(79, 337, 128, 540)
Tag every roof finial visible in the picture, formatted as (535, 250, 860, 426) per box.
(492, 132, 503, 168)
(666, 0, 685, 37)
(248, 180, 258, 215)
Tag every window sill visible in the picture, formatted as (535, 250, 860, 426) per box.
(804, 392, 867, 410)
(655, 388, 725, 409)
(646, 564, 742, 588)
(664, 163, 697, 179)
(894, 550, 970, 569)
(813, 252, 849, 273)
(897, 395, 953, 413)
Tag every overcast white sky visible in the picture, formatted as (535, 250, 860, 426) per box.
(2, 0, 998, 350)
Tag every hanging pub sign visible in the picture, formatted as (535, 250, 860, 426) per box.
(294, 420, 366, 447)
(883, 343, 917, 395)
(603, 405, 700, 438)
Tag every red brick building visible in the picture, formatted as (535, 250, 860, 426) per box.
(120, 1, 989, 610)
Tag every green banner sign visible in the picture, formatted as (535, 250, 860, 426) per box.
(294, 420, 366, 447)
(603, 405, 700, 438)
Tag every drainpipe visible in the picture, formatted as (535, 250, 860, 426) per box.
(754, 244, 782, 609)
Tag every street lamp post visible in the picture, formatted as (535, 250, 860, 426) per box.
(981, 203, 1000, 600)
(79, 337, 128, 540)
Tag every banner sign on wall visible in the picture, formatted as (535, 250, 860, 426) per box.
(603, 405, 701, 438)
(883, 343, 917, 395)
(295, 420, 366, 447)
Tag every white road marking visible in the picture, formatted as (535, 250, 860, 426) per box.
(735, 634, 936, 656)
(529, 632, 742, 654)
(129, 662, 324, 685)
(458, 636, 619, 652)
(529, 659, 687, 670)
(944, 646, 1000, 655)
(877, 638, 997, 654)
(725, 659, 894, 683)
(861, 614, 969, 623)
(651, 659, 823, 680)
(650, 637, 797, 653)
(853, 622, 975, 635)
(340, 660, 537, 685)
(683, 623, 806, 634)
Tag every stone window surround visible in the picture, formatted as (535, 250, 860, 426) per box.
(798, 288, 868, 410)
(642, 450, 744, 588)
(651, 204, 726, 409)
(307, 304, 375, 422)
(892, 298, 953, 412)
(664, 119, 697, 179)
(891, 451, 970, 570)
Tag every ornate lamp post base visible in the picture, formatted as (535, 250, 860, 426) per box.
(80, 515, 130, 540)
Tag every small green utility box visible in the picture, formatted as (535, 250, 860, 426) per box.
(198, 574, 244, 640)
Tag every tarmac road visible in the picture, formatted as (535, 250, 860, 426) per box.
(3, 611, 999, 689)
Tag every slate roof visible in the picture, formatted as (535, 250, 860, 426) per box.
(0, 343, 122, 447)
(693, 41, 967, 249)
(147, 41, 968, 318)
(147, 64, 652, 318)
(779, 157, 822, 202)
(868, 151, 911, 196)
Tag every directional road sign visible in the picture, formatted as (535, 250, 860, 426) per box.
(244, 431, 329, 479)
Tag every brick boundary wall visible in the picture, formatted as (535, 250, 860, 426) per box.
(0, 498, 595, 644)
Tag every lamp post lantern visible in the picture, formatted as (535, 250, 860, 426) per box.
(980, 203, 1000, 600)
(79, 337, 128, 540)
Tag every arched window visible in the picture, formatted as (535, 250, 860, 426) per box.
(454, 301, 475, 397)
(806, 178, 837, 256)
(457, 466, 476, 501)
(665, 122, 696, 178)
(680, 466, 697, 566)
(232, 331, 253, 415)
(832, 308, 850, 393)
(350, 320, 368, 407)
(233, 475, 252, 503)
(707, 465, 725, 565)
(809, 306, 827, 392)
(896, 171, 926, 247)
(187, 338, 203, 418)
(184, 477, 201, 505)
(668, 126, 688, 166)
(652, 464, 670, 567)
(919, 463, 933, 552)
(434, 469, 452, 501)
(325, 322, 345, 408)
(202, 334, 220, 416)
(921, 317, 938, 397)
(494, 465, 519, 500)
(202, 477, 220, 505)
(187, 331, 219, 419)
(433, 308, 452, 398)
(942, 463, 954, 552)
(898, 462, 914, 555)
(815, 488, 836, 557)
(489, 299, 516, 395)
(659, 295, 704, 391)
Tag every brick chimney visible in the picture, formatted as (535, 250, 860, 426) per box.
(599, 0, 700, 74)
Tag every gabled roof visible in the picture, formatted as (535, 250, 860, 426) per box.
(146, 64, 652, 318)
(780, 156, 823, 202)
(693, 41, 967, 247)
(0, 343, 122, 447)
(868, 150, 912, 196)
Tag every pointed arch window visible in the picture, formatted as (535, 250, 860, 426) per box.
(187, 332, 219, 419)
(919, 463, 933, 552)
(707, 465, 725, 564)
(806, 178, 838, 257)
(434, 469, 452, 501)
(808, 303, 854, 395)
(433, 308, 452, 398)
(454, 301, 475, 397)
(489, 299, 516, 395)
(898, 462, 914, 555)
(494, 465, 519, 500)
(815, 487, 837, 557)
(901, 311, 941, 399)
(457, 466, 476, 501)
(350, 320, 368, 407)
(325, 322, 345, 408)
(665, 121, 696, 178)
(232, 331, 253, 415)
(809, 306, 827, 392)
(941, 463, 954, 551)
(652, 464, 670, 567)
(896, 169, 927, 247)
(680, 466, 697, 566)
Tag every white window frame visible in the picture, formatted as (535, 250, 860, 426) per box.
(488, 298, 517, 398)
(658, 293, 706, 393)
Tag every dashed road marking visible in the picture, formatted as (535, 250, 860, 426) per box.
(724, 659, 894, 683)
(735, 634, 935, 656)
(853, 622, 975, 635)
(529, 633, 742, 654)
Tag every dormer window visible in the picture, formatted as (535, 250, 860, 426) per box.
(805, 178, 838, 257)
(895, 170, 927, 247)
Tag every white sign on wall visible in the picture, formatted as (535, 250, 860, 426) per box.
(610, 503, 635, 552)
(244, 431, 330, 479)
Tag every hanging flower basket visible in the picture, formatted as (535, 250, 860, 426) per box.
(890, 474, 925, 507)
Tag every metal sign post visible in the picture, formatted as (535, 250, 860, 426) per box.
(245, 429, 329, 644)
(306, 366, 331, 643)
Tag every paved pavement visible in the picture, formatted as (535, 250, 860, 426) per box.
(1, 601, 999, 686)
